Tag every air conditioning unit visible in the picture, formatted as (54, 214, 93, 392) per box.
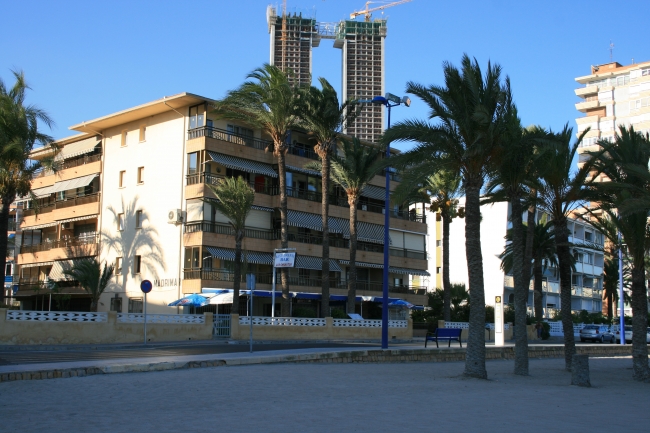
(168, 209, 183, 224)
(361, 205, 368, 211)
(61, 222, 73, 230)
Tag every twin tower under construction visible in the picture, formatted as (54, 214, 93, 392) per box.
(267, 5, 387, 144)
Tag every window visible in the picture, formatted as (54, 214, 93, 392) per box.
(119, 170, 126, 188)
(134, 255, 141, 274)
(110, 295, 123, 313)
(118, 213, 124, 231)
(184, 247, 200, 269)
(187, 152, 198, 175)
(135, 210, 143, 228)
(139, 126, 146, 142)
(121, 130, 127, 147)
(115, 257, 122, 275)
(436, 240, 442, 247)
(584, 231, 592, 242)
(137, 166, 144, 184)
(189, 104, 205, 129)
(56, 190, 65, 201)
(129, 298, 143, 313)
(436, 267, 441, 274)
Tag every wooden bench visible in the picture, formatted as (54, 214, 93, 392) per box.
(425, 328, 463, 348)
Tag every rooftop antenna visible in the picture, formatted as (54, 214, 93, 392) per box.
(609, 40, 614, 62)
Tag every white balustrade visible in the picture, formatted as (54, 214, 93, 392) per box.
(117, 313, 205, 324)
(485, 323, 511, 330)
(6, 310, 107, 322)
(444, 321, 469, 329)
(239, 317, 326, 327)
(333, 319, 407, 328)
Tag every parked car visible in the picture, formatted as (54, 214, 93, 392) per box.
(613, 325, 633, 343)
(579, 325, 615, 343)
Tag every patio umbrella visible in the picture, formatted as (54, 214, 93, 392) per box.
(168, 293, 212, 307)
(388, 299, 415, 309)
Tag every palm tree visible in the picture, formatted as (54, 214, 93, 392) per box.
(500, 220, 557, 322)
(306, 138, 382, 313)
(0, 70, 54, 304)
(382, 54, 511, 379)
(392, 169, 463, 322)
(206, 177, 255, 316)
(62, 258, 114, 312)
(536, 125, 592, 371)
(212, 64, 302, 317)
(300, 77, 359, 318)
(584, 126, 650, 381)
(602, 256, 631, 319)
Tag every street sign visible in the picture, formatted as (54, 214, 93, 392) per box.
(140, 280, 153, 293)
(274, 252, 296, 268)
(494, 295, 504, 347)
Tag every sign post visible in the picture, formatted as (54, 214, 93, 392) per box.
(271, 248, 296, 318)
(495, 295, 504, 346)
(246, 273, 256, 353)
(140, 280, 153, 345)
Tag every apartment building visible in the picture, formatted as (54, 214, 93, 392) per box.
(13, 93, 429, 314)
(428, 200, 604, 316)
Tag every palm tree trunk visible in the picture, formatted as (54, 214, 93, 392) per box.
(320, 151, 331, 318)
(442, 211, 451, 322)
(533, 260, 544, 322)
(630, 264, 650, 381)
(510, 197, 529, 376)
(89, 297, 98, 312)
(606, 289, 613, 319)
(0, 198, 12, 305)
(463, 182, 487, 379)
(554, 219, 576, 371)
(232, 231, 243, 315)
(276, 146, 291, 317)
(347, 197, 358, 314)
(523, 200, 536, 285)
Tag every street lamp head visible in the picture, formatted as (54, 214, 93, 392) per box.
(372, 96, 388, 106)
(401, 96, 411, 107)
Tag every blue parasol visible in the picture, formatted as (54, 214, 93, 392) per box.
(168, 293, 211, 307)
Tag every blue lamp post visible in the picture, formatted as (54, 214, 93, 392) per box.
(371, 93, 410, 349)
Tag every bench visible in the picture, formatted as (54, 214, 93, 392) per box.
(425, 328, 463, 348)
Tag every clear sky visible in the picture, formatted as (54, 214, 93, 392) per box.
(2, 0, 649, 153)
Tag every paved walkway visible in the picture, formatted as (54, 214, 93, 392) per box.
(1, 356, 648, 432)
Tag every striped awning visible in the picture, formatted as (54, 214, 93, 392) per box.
(342, 221, 390, 245)
(31, 186, 54, 198)
(286, 210, 343, 234)
(360, 185, 388, 201)
(295, 256, 342, 272)
(49, 174, 97, 194)
(207, 152, 278, 178)
(251, 205, 274, 212)
(22, 221, 58, 230)
(339, 260, 383, 269)
(48, 260, 81, 281)
(389, 267, 430, 277)
(57, 215, 98, 224)
(204, 247, 273, 265)
(21, 261, 54, 269)
(287, 165, 321, 177)
(55, 137, 100, 161)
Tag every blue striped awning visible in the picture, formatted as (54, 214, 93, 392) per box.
(389, 267, 430, 277)
(207, 152, 278, 178)
(287, 210, 343, 234)
(341, 221, 390, 245)
(287, 165, 321, 177)
(339, 260, 383, 269)
(204, 247, 273, 265)
(251, 205, 274, 212)
(361, 185, 388, 201)
(295, 256, 342, 272)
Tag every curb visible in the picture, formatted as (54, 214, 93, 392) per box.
(0, 345, 634, 383)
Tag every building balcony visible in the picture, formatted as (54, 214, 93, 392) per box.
(184, 221, 276, 241)
(19, 234, 99, 255)
(21, 193, 101, 228)
(575, 85, 598, 97)
(188, 126, 270, 151)
(575, 100, 600, 112)
(186, 173, 277, 196)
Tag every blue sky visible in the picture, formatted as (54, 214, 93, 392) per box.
(2, 0, 649, 153)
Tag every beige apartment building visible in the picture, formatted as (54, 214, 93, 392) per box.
(13, 93, 429, 315)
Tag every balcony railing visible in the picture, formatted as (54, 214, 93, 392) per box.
(287, 144, 318, 160)
(188, 126, 270, 151)
(183, 269, 273, 284)
(186, 173, 277, 195)
(19, 234, 99, 254)
(184, 221, 276, 240)
(32, 153, 102, 179)
(22, 193, 100, 217)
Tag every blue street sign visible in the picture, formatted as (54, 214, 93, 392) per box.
(140, 280, 153, 293)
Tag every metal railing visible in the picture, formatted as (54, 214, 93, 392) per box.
(187, 126, 270, 151)
(183, 269, 274, 284)
(185, 172, 278, 195)
(184, 221, 276, 240)
(22, 193, 100, 216)
(20, 234, 99, 254)
(287, 144, 318, 160)
(213, 314, 231, 337)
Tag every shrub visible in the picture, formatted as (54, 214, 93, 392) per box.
(292, 307, 316, 318)
(541, 322, 551, 340)
(330, 308, 347, 319)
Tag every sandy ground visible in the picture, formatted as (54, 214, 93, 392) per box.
(1, 357, 649, 433)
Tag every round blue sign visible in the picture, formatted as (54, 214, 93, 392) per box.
(140, 280, 153, 294)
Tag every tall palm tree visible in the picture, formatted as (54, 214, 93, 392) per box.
(536, 125, 592, 371)
(500, 220, 557, 322)
(0, 70, 54, 304)
(212, 64, 302, 317)
(382, 54, 511, 379)
(392, 169, 463, 322)
(300, 77, 359, 318)
(483, 114, 548, 376)
(206, 177, 255, 316)
(306, 138, 382, 313)
(584, 126, 650, 381)
(62, 258, 114, 312)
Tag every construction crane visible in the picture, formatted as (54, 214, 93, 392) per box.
(350, 0, 412, 22)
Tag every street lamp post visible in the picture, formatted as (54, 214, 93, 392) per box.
(371, 93, 410, 349)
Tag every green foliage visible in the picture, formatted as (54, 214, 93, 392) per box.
(61, 258, 114, 312)
(292, 307, 316, 318)
(571, 310, 610, 324)
(504, 305, 534, 324)
(485, 305, 495, 323)
(206, 176, 255, 232)
(541, 322, 551, 340)
(330, 308, 347, 319)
